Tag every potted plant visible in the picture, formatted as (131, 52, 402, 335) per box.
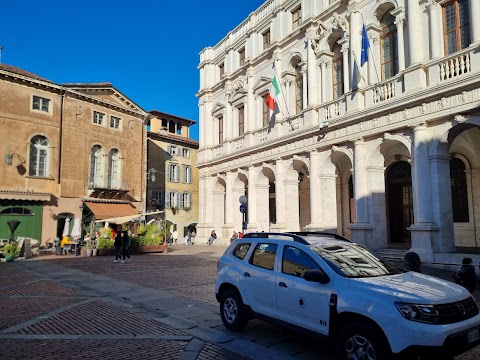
(132, 223, 167, 254)
(84, 238, 93, 257)
(97, 236, 115, 256)
(3, 242, 20, 262)
(170, 205, 179, 215)
(183, 206, 191, 212)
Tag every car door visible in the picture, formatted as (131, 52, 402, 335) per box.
(240, 242, 279, 319)
(276, 245, 333, 335)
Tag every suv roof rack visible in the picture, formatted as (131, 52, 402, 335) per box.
(241, 231, 351, 245)
(288, 231, 351, 242)
(242, 232, 309, 245)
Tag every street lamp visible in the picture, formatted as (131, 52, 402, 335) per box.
(147, 168, 157, 182)
(239, 195, 247, 234)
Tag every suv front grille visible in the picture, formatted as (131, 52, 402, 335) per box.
(434, 297, 479, 324)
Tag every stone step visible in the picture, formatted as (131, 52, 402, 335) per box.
(374, 248, 409, 262)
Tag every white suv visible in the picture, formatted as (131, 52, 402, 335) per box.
(215, 232, 480, 359)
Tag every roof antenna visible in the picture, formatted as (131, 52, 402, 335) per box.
(0, 46, 3, 64)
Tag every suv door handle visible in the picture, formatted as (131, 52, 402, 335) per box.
(279, 282, 287, 288)
(244, 272, 250, 277)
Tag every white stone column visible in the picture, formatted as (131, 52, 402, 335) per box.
(339, 38, 350, 92)
(247, 70, 255, 132)
(353, 139, 368, 224)
(349, 11, 362, 86)
(307, 38, 318, 106)
(427, 0, 442, 59)
(320, 61, 327, 103)
(408, 124, 437, 262)
(197, 175, 213, 243)
(205, 101, 213, 147)
(225, 92, 232, 141)
(308, 150, 321, 227)
(319, 173, 337, 232)
(274, 159, 286, 227)
(429, 155, 455, 252)
(256, 183, 270, 232)
(394, 16, 406, 71)
(198, 100, 204, 147)
(247, 166, 258, 230)
(225, 172, 235, 227)
(407, 0, 425, 65)
(412, 124, 434, 224)
(366, 166, 388, 248)
(367, 35, 376, 85)
(470, 0, 480, 44)
(285, 178, 300, 231)
(301, 68, 308, 109)
(349, 139, 373, 248)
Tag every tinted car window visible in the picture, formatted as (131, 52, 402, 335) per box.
(233, 243, 251, 260)
(282, 246, 320, 278)
(312, 243, 403, 278)
(250, 243, 278, 270)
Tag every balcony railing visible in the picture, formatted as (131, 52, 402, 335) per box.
(231, 135, 244, 151)
(428, 47, 474, 86)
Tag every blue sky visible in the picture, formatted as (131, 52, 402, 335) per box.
(0, 0, 266, 140)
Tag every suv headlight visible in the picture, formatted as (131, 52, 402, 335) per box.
(395, 302, 439, 324)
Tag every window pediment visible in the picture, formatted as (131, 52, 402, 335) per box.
(253, 77, 272, 94)
(211, 102, 225, 117)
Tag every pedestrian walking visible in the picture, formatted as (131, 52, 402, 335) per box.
(172, 229, 178, 246)
(230, 230, 238, 243)
(113, 231, 122, 263)
(454, 257, 478, 293)
(121, 230, 131, 263)
(186, 230, 192, 245)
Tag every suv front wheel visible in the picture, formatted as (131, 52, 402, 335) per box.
(220, 288, 248, 331)
(336, 321, 391, 360)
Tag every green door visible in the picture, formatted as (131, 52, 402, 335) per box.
(0, 201, 43, 240)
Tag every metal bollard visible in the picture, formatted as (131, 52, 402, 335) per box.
(404, 252, 421, 272)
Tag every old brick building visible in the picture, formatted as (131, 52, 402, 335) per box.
(0, 64, 147, 244)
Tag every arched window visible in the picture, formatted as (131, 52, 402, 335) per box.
(0, 207, 33, 215)
(29, 135, 49, 177)
(380, 12, 398, 80)
(89, 145, 103, 187)
(450, 158, 469, 222)
(332, 42, 344, 99)
(108, 149, 120, 189)
(295, 65, 303, 113)
(168, 120, 175, 133)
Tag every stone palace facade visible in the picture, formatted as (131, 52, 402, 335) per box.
(196, 0, 480, 262)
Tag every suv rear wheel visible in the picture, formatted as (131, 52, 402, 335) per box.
(336, 321, 391, 360)
(220, 288, 248, 331)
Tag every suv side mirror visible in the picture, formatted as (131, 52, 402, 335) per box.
(304, 269, 330, 284)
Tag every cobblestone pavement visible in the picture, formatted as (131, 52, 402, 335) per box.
(1, 245, 479, 360)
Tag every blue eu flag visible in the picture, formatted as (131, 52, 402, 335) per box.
(360, 24, 370, 67)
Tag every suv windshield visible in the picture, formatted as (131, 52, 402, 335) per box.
(312, 243, 403, 278)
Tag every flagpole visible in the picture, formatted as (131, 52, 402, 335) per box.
(360, 15, 381, 86)
(273, 63, 291, 119)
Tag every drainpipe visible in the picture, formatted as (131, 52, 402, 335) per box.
(141, 114, 150, 212)
(57, 86, 64, 184)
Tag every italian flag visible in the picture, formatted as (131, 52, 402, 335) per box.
(266, 74, 281, 111)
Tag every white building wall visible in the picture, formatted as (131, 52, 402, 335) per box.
(196, 0, 480, 261)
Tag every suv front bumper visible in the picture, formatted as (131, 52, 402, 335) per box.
(383, 313, 480, 356)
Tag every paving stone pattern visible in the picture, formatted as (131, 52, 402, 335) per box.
(0, 257, 249, 360)
(2, 246, 480, 359)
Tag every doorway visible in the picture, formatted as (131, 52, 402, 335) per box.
(386, 161, 413, 244)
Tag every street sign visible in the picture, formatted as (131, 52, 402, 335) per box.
(239, 204, 246, 213)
